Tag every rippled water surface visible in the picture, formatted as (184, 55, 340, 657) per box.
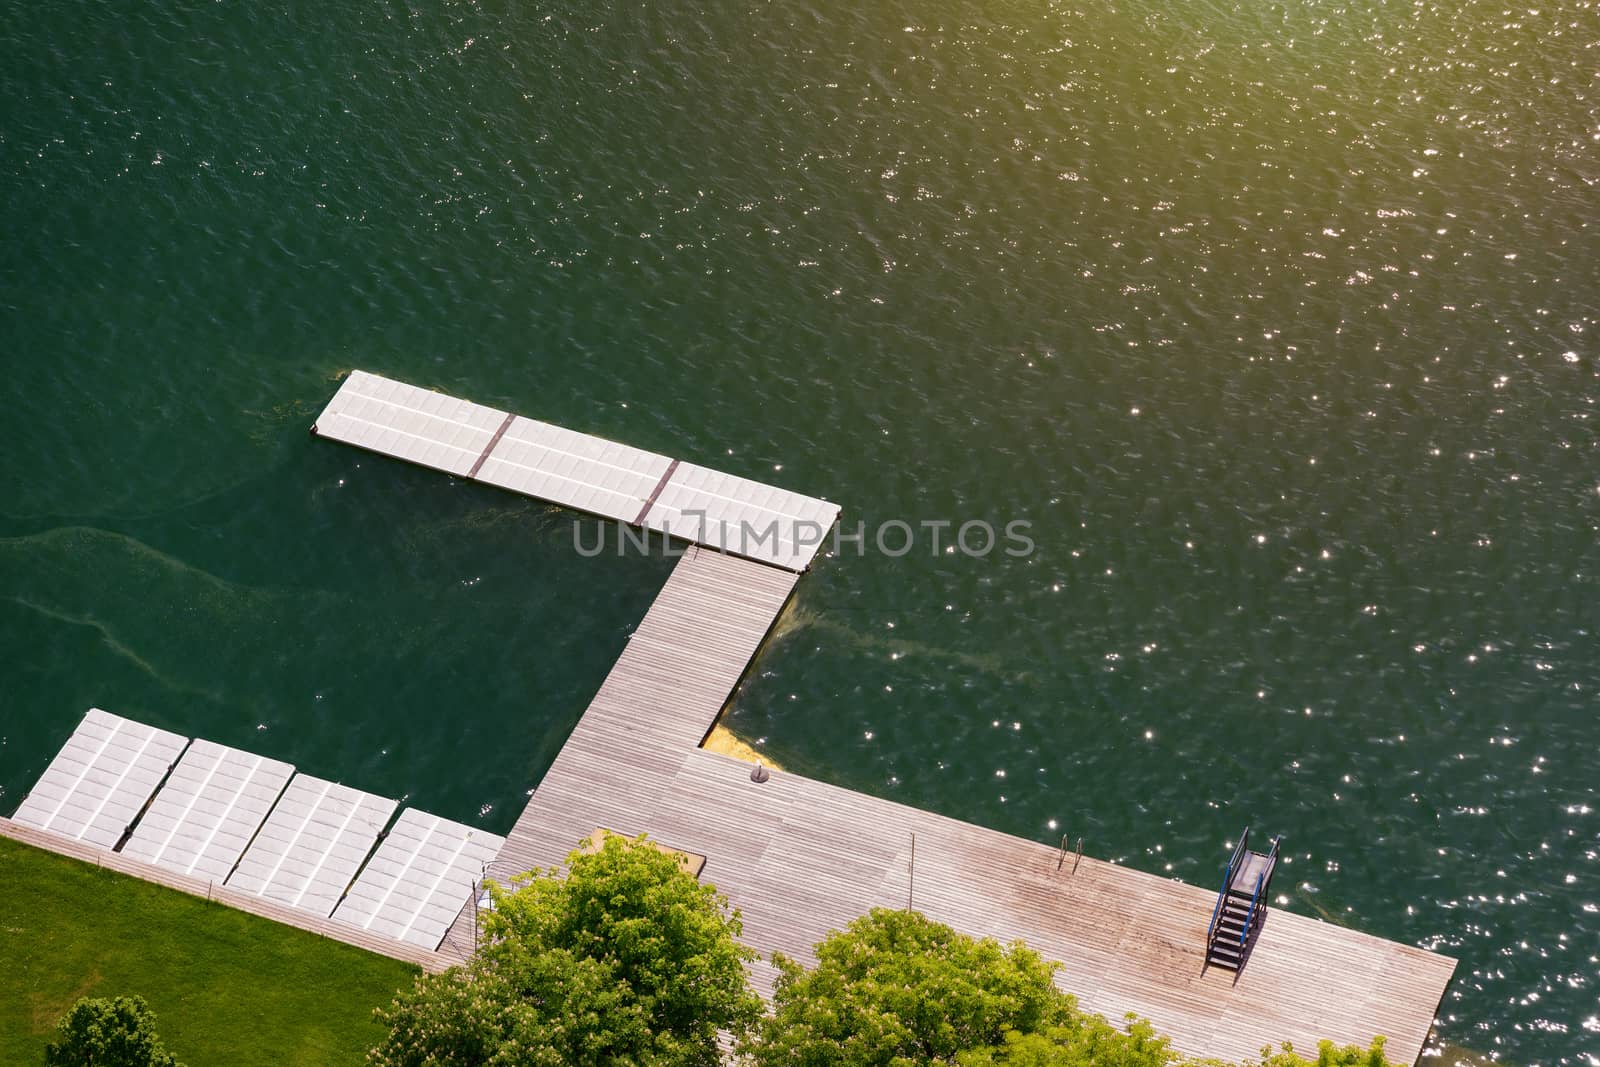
(3, 0, 1597, 1060)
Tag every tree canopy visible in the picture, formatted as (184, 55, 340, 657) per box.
(741, 907, 1067, 1066)
(44, 995, 183, 1067)
(369, 833, 760, 1067)
(1242, 1038, 1390, 1067)
(952, 1015, 1175, 1067)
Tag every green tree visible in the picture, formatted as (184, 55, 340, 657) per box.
(1242, 1038, 1390, 1067)
(952, 1016, 1394, 1067)
(953, 1012, 1177, 1067)
(741, 907, 1066, 1066)
(370, 833, 761, 1067)
(44, 995, 183, 1067)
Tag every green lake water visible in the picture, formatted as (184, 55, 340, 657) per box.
(2, 0, 1596, 1060)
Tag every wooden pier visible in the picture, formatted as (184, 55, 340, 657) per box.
(315, 372, 1452, 1064)
(3, 372, 1456, 1064)
(479, 548, 1456, 1066)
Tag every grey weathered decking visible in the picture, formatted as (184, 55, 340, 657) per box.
(485, 548, 1456, 1066)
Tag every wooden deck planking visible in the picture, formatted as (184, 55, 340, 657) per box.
(695, 754, 1447, 1062)
(475, 414, 674, 524)
(491, 548, 798, 885)
(651, 759, 792, 880)
(643, 461, 843, 572)
(313, 370, 508, 478)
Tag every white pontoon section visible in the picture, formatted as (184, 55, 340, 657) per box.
(10, 708, 187, 848)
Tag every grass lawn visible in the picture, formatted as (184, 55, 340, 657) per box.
(0, 836, 419, 1065)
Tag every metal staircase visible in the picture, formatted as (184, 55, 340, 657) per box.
(1205, 827, 1281, 972)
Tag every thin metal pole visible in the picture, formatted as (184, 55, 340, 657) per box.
(1073, 837, 1083, 874)
(1057, 833, 1069, 871)
(472, 861, 487, 953)
(907, 832, 916, 912)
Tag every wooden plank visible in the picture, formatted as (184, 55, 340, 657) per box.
(312, 370, 508, 478)
(476, 415, 673, 525)
(642, 462, 841, 572)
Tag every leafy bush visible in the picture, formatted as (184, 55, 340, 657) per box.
(741, 907, 1066, 1066)
(369, 833, 760, 1067)
(955, 1027, 1390, 1067)
(954, 1013, 1175, 1067)
(44, 996, 183, 1067)
(1242, 1038, 1390, 1067)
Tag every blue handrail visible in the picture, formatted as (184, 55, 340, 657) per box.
(1240, 869, 1265, 948)
(1206, 828, 1250, 946)
(1206, 866, 1230, 943)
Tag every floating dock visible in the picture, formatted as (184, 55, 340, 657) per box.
(224, 774, 398, 915)
(333, 808, 504, 950)
(3, 708, 501, 967)
(11, 709, 186, 849)
(313, 372, 1454, 1064)
(313, 370, 840, 571)
(2, 372, 1456, 1065)
(120, 740, 294, 881)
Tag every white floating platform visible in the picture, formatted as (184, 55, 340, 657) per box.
(475, 415, 673, 526)
(643, 461, 843, 572)
(120, 740, 295, 882)
(224, 773, 397, 916)
(10, 709, 187, 848)
(314, 370, 839, 571)
(332, 808, 505, 950)
(312, 370, 508, 478)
